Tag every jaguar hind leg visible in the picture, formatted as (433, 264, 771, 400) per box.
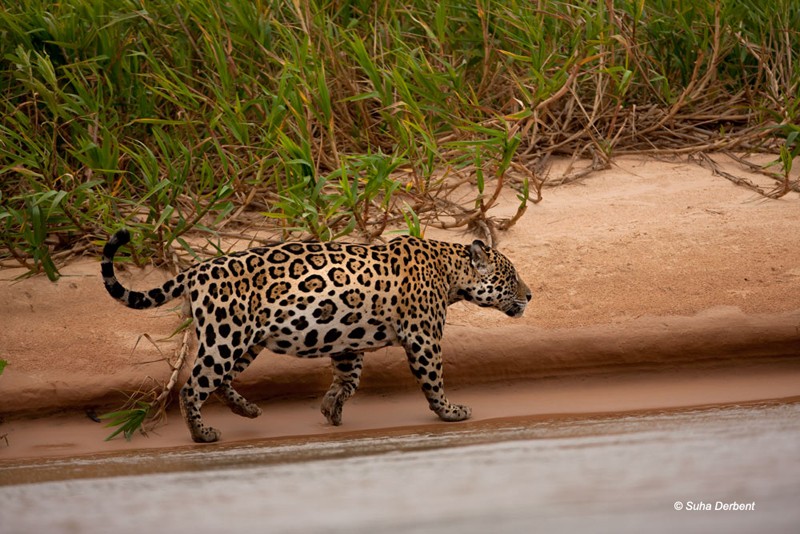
(321, 351, 364, 426)
(180, 377, 222, 443)
(215, 343, 264, 418)
(179, 342, 234, 443)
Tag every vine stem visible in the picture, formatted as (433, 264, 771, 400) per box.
(154, 328, 190, 409)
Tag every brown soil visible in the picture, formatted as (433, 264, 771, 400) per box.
(1, 155, 798, 460)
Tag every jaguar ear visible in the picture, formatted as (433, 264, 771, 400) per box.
(469, 240, 490, 275)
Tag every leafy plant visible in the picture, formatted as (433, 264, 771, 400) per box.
(766, 124, 800, 197)
(99, 400, 151, 442)
(400, 204, 423, 238)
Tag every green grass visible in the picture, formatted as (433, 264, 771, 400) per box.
(99, 400, 150, 441)
(1, 0, 798, 279)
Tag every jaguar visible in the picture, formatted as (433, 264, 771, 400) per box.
(102, 229, 531, 443)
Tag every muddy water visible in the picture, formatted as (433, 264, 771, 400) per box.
(2, 402, 799, 533)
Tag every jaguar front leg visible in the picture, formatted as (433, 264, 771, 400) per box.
(404, 342, 471, 422)
(321, 351, 364, 426)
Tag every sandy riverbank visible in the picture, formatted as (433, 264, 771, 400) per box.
(0, 155, 798, 458)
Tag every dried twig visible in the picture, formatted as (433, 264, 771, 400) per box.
(723, 152, 800, 193)
(692, 152, 780, 198)
(150, 328, 191, 424)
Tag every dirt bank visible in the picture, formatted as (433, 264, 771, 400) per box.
(0, 155, 798, 455)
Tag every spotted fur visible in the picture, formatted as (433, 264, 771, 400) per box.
(102, 229, 531, 443)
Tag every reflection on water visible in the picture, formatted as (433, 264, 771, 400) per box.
(1, 402, 799, 533)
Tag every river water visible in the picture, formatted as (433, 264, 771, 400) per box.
(1, 402, 798, 533)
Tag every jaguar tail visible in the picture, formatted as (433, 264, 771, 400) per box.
(102, 229, 185, 309)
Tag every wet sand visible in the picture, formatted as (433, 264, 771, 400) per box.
(2, 359, 799, 464)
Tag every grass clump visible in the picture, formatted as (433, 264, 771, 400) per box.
(1, 0, 798, 279)
(99, 400, 151, 441)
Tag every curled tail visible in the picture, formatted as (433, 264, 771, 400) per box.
(102, 229, 185, 309)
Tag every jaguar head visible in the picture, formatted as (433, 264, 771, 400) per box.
(458, 240, 531, 318)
